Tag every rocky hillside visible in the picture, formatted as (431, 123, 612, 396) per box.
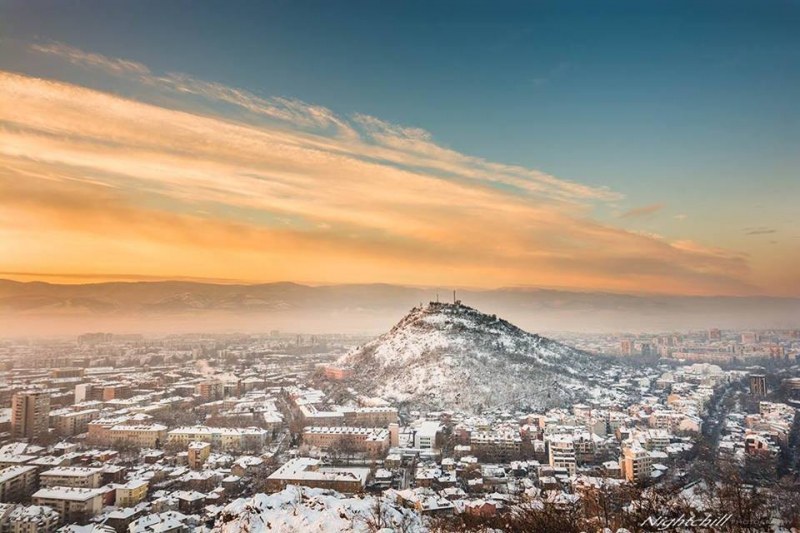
(338, 302, 614, 412)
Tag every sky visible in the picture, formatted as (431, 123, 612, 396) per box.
(0, 0, 798, 296)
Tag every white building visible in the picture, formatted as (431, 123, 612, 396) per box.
(414, 421, 441, 450)
(546, 435, 577, 475)
(167, 426, 268, 451)
(265, 458, 369, 493)
(7, 505, 60, 533)
(39, 467, 103, 489)
(32, 487, 105, 524)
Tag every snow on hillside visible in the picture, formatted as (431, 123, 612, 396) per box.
(339, 302, 613, 412)
(213, 485, 424, 533)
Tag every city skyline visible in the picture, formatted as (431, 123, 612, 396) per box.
(1, 1, 798, 296)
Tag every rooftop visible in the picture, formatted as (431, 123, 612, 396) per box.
(268, 458, 369, 485)
(33, 487, 106, 502)
(41, 466, 103, 477)
(0, 465, 37, 483)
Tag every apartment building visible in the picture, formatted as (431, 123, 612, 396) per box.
(51, 409, 100, 437)
(85, 415, 154, 446)
(32, 488, 105, 525)
(167, 426, 267, 451)
(265, 458, 369, 493)
(187, 442, 211, 469)
(572, 431, 597, 462)
(6, 505, 60, 533)
(115, 479, 148, 507)
(620, 445, 653, 483)
(195, 381, 225, 401)
(414, 422, 442, 450)
(11, 392, 50, 442)
(322, 366, 353, 380)
(296, 404, 346, 427)
(39, 467, 103, 489)
(0, 466, 38, 502)
(469, 431, 522, 462)
(644, 429, 671, 451)
(108, 425, 168, 448)
(302, 427, 390, 457)
(547, 435, 577, 475)
(101, 384, 132, 402)
(341, 407, 398, 427)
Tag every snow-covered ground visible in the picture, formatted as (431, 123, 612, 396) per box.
(213, 485, 424, 532)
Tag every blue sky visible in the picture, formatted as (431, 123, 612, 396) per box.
(0, 0, 798, 294)
(6, 1, 797, 188)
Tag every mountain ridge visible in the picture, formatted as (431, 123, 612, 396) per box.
(1, 278, 798, 336)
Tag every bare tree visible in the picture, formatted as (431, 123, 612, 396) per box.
(329, 436, 358, 465)
(715, 465, 772, 532)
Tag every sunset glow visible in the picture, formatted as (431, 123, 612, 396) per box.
(1, 5, 798, 296)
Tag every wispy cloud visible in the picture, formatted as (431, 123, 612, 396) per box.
(619, 203, 664, 219)
(31, 42, 358, 137)
(0, 43, 764, 295)
(28, 41, 618, 204)
(744, 227, 776, 236)
(31, 42, 151, 76)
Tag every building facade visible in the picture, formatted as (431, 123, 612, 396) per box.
(11, 392, 50, 442)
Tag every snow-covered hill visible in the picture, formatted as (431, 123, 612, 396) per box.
(338, 302, 612, 412)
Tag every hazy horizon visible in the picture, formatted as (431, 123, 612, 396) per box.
(2, 277, 798, 338)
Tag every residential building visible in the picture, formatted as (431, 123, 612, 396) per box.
(32, 488, 105, 525)
(302, 427, 390, 457)
(11, 392, 50, 442)
(167, 426, 267, 451)
(6, 505, 60, 533)
(127, 511, 188, 533)
(187, 442, 211, 470)
(0, 466, 38, 502)
(51, 409, 100, 437)
(547, 435, 577, 475)
(108, 425, 168, 448)
(469, 431, 522, 462)
(620, 445, 652, 483)
(195, 381, 224, 401)
(414, 422, 441, 450)
(114, 479, 148, 507)
(322, 366, 353, 380)
(39, 467, 103, 489)
(265, 458, 369, 493)
(341, 407, 398, 427)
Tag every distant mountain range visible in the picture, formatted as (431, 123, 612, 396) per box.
(338, 302, 615, 412)
(0, 279, 798, 337)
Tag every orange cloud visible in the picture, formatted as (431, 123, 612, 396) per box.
(619, 203, 664, 219)
(0, 55, 769, 295)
